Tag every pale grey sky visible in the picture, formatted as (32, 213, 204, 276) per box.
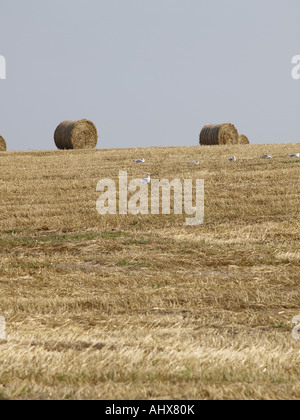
(1, 0, 300, 151)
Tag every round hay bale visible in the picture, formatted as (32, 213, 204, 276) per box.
(0, 136, 7, 151)
(238, 134, 250, 144)
(199, 123, 239, 146)
(54, 119, 98, 150)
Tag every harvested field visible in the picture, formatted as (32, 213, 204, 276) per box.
(0, 143, 300, 400)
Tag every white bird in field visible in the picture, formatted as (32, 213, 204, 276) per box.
(228, 156, 237, 162)
(140, 173, 151, 184)
(261, 154, 272, 159)
(187, 161, 200, 165)
(288, 153, 300, 158)
(133, 158, 145, 163)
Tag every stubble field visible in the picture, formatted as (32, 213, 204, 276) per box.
(0, 143, 299, 400)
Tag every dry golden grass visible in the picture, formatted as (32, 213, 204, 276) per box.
(0, 143, 300, 400)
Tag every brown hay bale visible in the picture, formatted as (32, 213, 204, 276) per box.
(54, 119, 98, 150)
(0, 136, 7, 151)
(199, 123, 239, 146)
(238, 134, 250, 144)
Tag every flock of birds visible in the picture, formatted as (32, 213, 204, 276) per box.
(134, 152, 300, 184)
(228, 153, 300, 162)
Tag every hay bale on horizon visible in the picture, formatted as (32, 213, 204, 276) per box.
(238, 134, 250, 144)
(0, 136, 7, 151)
(54, 119, 98, 150)
(199, 123, 239, 146)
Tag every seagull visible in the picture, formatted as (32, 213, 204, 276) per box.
(187, 161, 199, 165)
(288, 153, 300, 158)
(261, 154, 272, 159)
(133, 158, 145, 163)
(228, 156, 237, 162)
(140, 173, 151, 184)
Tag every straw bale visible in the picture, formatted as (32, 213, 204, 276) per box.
(199, 123, 239, 146)
(54, 119, 98, 150)
(0, 136, 6, 151)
